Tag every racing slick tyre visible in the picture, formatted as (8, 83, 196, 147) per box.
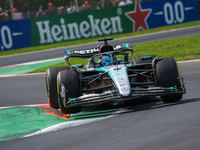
(132, 55, 156, 64)
(156, 57, 183, 103)
(45, 67, 69, 109)
(57, 70, 82, 114)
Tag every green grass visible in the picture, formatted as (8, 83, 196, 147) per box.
(0, 20, 200, 57)
(30, 34, 200, 73)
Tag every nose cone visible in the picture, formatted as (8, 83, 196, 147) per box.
(108, 65, 131, 97)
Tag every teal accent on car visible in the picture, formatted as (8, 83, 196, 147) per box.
(72, 98, 77, 103)
(126, 64, 131, 68)
(95, 67, 116, 84)
(141, 56, 151, 59)
(72, 64, 82, 66)
(108, 72, 116, 85)
(66, 50, 71, 55)
(170, 87, 174, 92)
(126, 43, 129, 48)
(115, 72, 123, 75)
(95, 67, 108, 72)
(71, 64, 83, 68)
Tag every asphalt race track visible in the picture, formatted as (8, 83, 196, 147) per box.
(0, 60, 200, 150)
(0, 29, 200, 150)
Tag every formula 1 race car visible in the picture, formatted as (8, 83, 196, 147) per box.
(45, 38, 186, 114)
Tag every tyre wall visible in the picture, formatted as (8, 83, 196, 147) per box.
(0, 0, 199, 51)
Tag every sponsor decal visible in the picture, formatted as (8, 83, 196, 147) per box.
(126, 3, 152, 32)
(152, 0, 196, 25)
(66, 48, 99, 55)
(125, 0, 199, 32)
(0, 19, 31, 51)
(35, 15, 123, 44)
(121, 87, 129, 92)
(118, 78, 124, 80)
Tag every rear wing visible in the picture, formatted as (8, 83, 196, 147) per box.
(64, 48, 99, 59)
(64, 43, 133, 66)
(114, 43, 133, 51)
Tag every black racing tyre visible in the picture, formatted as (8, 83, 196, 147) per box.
(45, 66, 69, 108)
(132, 55, 156, 64)
(57, 70, 82, 114)
(156, 57, 183, 103)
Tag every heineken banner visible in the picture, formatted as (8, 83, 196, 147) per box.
(31, 0, 199, 46)
(0, 19, 31, 51)
(0, 0, 199, 51)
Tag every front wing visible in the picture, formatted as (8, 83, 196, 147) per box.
(61, 86, 186, 108)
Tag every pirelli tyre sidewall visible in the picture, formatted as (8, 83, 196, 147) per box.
(45, 66, 69, 108)
(57, 70, 82, 114)
(156, 57, 183, 103)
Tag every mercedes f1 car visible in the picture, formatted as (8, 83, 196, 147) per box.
(45, 38, 186, 114)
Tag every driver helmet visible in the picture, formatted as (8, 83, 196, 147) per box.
(101, 56, 118, 66)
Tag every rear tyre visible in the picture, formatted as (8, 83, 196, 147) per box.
(156, 57, 182, 103)
(45, 67, 69, 108)
(57, 70, 82, 114)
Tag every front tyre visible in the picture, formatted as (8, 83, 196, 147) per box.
(45, 67, 69, 108)
(156, 57, 183, 103)
(57, 70, 82, 114)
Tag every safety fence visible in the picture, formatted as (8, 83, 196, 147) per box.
(0, 0, 141, 20)
(0, 0, 200, 20)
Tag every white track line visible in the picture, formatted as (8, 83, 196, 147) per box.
(177, 59, 200, 63)
(24, 116, 113, 138)
(23, 108, 126, 138)
(0, 104, 48, 109)
(1, 57, 63, 67)
(0, 73, 45, 78)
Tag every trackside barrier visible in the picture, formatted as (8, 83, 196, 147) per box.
(0, 19, 31, 51)
(198, 0, 200, 19)
(0, 0, 199, 51)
